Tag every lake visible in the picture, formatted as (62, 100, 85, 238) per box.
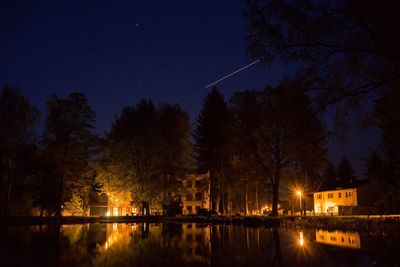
(1, 222, 399, 266)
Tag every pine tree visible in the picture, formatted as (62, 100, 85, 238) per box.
(193, 87, 232, 213)
(322, 162, 337, 186)
(336, 157, 356, 184)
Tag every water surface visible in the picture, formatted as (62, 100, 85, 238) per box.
(1, 222, 399, 266)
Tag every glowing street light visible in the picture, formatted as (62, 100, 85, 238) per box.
(299, 231, 304, 246)
(296, 191, 302, 215)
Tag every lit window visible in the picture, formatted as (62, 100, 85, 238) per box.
(327, 193, 333, 198)
(346, 192, 353, 198)
(317, 194, 322, 199)
(187, 206, 193, 214)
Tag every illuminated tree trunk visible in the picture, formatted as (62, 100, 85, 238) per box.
(255, 182, 259, 214)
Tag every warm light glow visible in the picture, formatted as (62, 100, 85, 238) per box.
(296, 191, 302, 197)
(315, 230, 361, 249)
(106, 211, 111, 216)
(299, 231, 304, 246)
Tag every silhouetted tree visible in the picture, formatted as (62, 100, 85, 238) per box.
(370, 89, 400, 212)
(365, 151, 386, 182)
(193, 87, 233, 213)
(321, 162, 337, 186)
(374, 89, 400, 180)
(0, 86, 39, 217)
(230, 90, 266, 214)
(244, 0, 400, 115)
(231, 80, 325, 216)
(336, 157, 356, 184)
(41, 92, 96, 218)
(98, 100, 192, 214)
(158, 104, 194, 204)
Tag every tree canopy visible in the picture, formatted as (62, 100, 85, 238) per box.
(40, 92, 97, 217)
(244, 0, 400, 111)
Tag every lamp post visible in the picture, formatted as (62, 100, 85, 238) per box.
(296, 191, 302, 216)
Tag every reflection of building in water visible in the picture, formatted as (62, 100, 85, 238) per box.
(315, 230, 361, 249)
(179, 223, 211, 264)
(102, 223, 138, 250)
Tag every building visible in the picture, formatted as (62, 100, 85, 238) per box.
(313, 180, 377, 215)
(179, 173, 211, 215)
(89, 191, 135, 216)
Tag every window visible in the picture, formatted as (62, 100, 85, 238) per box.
(186, 192, 193, 201)
(327, 193, 333, 198)
(195, 180, 201, 188)
(338, 192, 341, 198)
(346, 192, 353, 198)
(316, 194, 322, 199)
(187, 206, 193, 214)
(195, 192, 203, 201)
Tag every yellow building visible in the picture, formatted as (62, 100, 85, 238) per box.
(179, 173, 211, 215)
(313, 180, 370, 215)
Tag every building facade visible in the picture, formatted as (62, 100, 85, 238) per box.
(313, 180, 374, 215)
(179, 173, 211, 215)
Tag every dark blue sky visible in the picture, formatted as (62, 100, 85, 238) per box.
(0, 0, 379, 177)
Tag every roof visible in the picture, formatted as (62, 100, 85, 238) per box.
(316, 179, 370, 193)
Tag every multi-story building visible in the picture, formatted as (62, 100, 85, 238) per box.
(313, 180, 375, 215)
(179, 173, 211, 215)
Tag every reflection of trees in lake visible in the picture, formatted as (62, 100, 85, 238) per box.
(1, 224, 400, 266)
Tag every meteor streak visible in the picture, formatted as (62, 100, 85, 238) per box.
(205, 59, 261, 88)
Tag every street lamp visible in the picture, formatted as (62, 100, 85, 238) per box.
(296, 191, 302, 216)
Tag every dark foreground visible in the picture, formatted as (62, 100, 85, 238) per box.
(1, 222, 400, 267)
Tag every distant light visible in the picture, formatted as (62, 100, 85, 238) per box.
(299, 231, 304, 246)
(297, 191, 302, 196)
(106, 211, 110, 216)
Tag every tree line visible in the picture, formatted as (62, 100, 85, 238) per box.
(1, 0, 400, 217)
(1, 77, 398, 217)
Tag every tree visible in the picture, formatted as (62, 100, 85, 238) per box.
(230, 90, 265, 214)
(230, 80, 326, 216)
(365, 151, 387, 182)
(41, 92, 96, 218)
(0, 86, 39, 217)
(244, 0, 400, 113)
(374, 89, 400, 179)
(193, 87, 233, 213)
(157, 104, 193, 204)
(98, 100, 192, 214)
(336, 157, 356, 184)
(321, 162, 337, 187)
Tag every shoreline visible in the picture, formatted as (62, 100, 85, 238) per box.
(2, 215, 400, 232)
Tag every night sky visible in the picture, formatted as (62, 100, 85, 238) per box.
(0, 0, 379, 177)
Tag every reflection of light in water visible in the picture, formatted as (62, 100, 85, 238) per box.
(299, 231, 304, 247)
(315, 230, 361, 249)
(62, 224, 86, 245)
(100, 223, 131, 251)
